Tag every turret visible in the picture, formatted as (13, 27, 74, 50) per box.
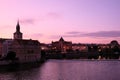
(13, 21, 23, 39)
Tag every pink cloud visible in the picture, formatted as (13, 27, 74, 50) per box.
(19, 18, 36, 25)
(47, 12, 62, 20)
(65, 31, 120, 38)
(19, 12, 61, 25)
(49, 31, 120, 43)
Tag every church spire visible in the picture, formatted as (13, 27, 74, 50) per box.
(16, 20, 20, 32)
(14, 20, 23, 39)
(59, 37, 64, 42)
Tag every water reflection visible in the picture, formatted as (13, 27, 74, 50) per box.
(0, 60, 120, 80)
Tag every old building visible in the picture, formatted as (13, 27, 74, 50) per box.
(40, 43, 51, 51)
(72, 43, 88, 52)
(0, 39, 12, 57)
(52, 37, 72, 53)
(0, 21, 41, 63)
(10, 39, 41, 63)
(110, 40, 120, 48)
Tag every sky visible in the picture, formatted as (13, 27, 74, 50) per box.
(0, 0, 120, 44)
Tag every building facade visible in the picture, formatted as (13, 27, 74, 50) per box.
(72, 44, 88, 52)
(52, 37, 72, 53)
(10, 39, 41, 63)
(0, 21, 41, 63)
(0, 39, 11, 57)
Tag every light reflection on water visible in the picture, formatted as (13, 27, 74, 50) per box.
(0, 60, 120, 80)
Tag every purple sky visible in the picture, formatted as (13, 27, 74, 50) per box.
(0, 0, 120, 44)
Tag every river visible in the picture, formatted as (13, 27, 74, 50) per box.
(0, 60, 120, 80)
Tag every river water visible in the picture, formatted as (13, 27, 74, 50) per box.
(0, 60, 120, 80)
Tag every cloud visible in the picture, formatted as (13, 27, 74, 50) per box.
(19, 12, 61, 24)
(66, 31, 82, 34)
(50, 31, 120, 39)
(19, 18, 37, 25)
(82, 31, 120, 37)
(47, 12, 62, 20)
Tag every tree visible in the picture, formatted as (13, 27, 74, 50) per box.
(5, 51, 16, 61)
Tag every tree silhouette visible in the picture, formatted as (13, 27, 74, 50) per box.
(6, 51, 16, 61)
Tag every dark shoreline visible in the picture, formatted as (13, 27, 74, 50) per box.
(0, 59, 46, 72)
(46, 59, 120, 61)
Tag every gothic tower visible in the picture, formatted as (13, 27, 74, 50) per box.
(13, 21, 23, 39)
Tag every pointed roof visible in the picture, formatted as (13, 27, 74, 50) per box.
(59, 37, 64, 42)
(16, 20, 20, 32)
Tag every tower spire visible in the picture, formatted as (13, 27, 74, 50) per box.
(13, 20, 23, 39)
(16, 20, 20, 32)
(59, 37, 64, 42)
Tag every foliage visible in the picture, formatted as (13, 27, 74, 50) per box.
(5, 51, 16, 60)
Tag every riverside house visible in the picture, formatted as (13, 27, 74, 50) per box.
(0, 21, 41, 63)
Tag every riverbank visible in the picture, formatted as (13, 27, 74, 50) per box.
(45, 52, 120, 60)
(0, 58, 47, 72)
